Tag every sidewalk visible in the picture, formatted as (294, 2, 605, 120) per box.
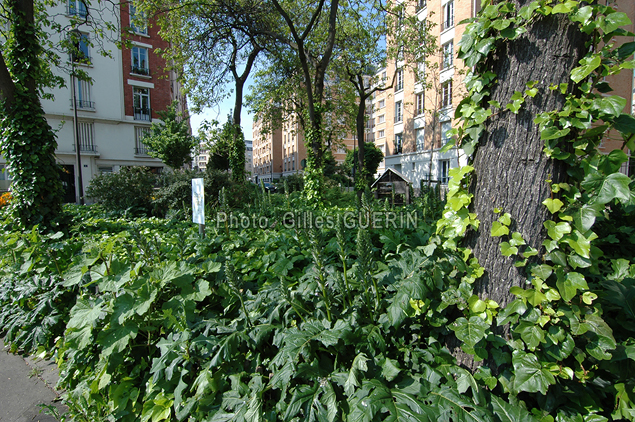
(0, 339, 66, 422)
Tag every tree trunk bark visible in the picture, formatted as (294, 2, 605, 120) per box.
(450, 2, 590, 371)
(465, 7, 589, 307)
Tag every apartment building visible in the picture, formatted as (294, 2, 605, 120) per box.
(371, 0, 476, 186)
(0, 0, 185, 201)
(374, 0, 635, 186)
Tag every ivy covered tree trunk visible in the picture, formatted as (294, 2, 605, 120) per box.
(464, 3, 589, 308)
(0, 0, 63, 229)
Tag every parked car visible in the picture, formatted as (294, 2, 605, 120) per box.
(262, 182, 277, 193)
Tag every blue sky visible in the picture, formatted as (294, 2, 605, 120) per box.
(188, 92, 255, 141)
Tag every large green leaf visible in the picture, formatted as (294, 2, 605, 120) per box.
(451, 316, 489, 348)
(511, 351, 555, 395)
(67, 297, 104, 329)
(490, 395, 539, 422)
(584, 314, 616, 360)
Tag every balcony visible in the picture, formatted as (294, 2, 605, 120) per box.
(71, 54, 92, 65)
(72, 143, 98, 153)
(135, 142, 152, 155)
(441, 18, 455, 32)
(131, 66, 150, 76)
(71, 99, 95, 110)
(134, 107, 152, 121)
(67, 4, 88, 17)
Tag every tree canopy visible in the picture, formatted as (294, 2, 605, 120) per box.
(142, 102, 197, 170)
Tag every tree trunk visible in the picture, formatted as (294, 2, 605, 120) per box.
(451, 2, 590, 370)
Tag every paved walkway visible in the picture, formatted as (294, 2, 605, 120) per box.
(0, 339, 66, 422)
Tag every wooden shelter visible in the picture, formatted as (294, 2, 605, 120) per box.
(371, 168, 411, 206)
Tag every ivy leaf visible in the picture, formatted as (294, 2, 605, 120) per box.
(573, 204, 603, 232)
(515, 322, 545, 351)
(593, 173, 632, 205)
(570, 55, 601, 83)
(491, 221, 509, 237)
(544, 220, 571, 241)
(491, 394, 539, 422)
(601, 12, 632, 33)
(500, 242, 518, 257)
(512, 351, 555, 395)
(509, 232, 526, 247)
(556, 272, 588, 302)
(592, 95, 626, 117)
(541, 126, 571, 141)
(451, 316, 489, 348)
(476, 37, 496, 56)
(613, 113, 635, 134)
(585, 314, 617, 360)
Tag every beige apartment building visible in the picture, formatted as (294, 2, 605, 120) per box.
(374, 0, 635, 186)
(252, 111, 355, 183)
(372, 0, 477, 185)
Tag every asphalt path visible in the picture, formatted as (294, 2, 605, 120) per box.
(0, 339, 66, 422)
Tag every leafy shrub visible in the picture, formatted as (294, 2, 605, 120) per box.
(85, 167, 157, 216)
(152, 169, 258, 219)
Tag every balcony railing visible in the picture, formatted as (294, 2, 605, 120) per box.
(134, 107, 152, 121)
(71, 99, 95, 109)
(131, 66, 150, 76)
(135, 143, 152, 155)
(441, 18, 454, 32)
(67, 5, 88, 17)
(71, 54, 92, 65)
(72, 143, 98, 153)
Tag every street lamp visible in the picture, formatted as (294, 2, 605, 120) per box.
(69, 29, 85, 205)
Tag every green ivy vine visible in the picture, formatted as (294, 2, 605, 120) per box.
(434, 0, 635, 419)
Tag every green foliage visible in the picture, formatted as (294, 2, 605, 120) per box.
(142, 101, 197, 169)
(85, 167, 158, 217)
(152, 169, 256, 218)
(0, 0, 64, 229)
(343, 142, 384, 188)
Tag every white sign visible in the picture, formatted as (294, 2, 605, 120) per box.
(192, 178, 205, 224)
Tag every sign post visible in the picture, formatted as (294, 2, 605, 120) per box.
(192, 178, 205, 237)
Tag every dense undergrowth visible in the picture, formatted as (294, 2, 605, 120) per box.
(0, 181, 634, 421)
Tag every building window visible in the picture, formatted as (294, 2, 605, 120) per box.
(439, 160, 450, 184)
(0, 164, 12, 181)
(133, 87, 151, 121)
(442, 1, 454, 31)
(131, 47, 149, 75)
(130, 3, 148, 35)
(378, 129, 385, 138)
(75, 121, 96, 152)
(378, 114, 385, 124)
(394, 133, 403, 155)
(72, 78, 94, 109)
(378, 99, 385, 108)
(395, 100, 403, 123)
(441, 120, 452, 145)
(416, 128, 425, 151)
(441, 80, 453, 109)
(416, 93, 425, 116)
(442, 41, 454, 70)
(417, 0, 427, 11)
(67, 0, 88, 17)
(395, 68, 404, 92)
(135, 126, 151, 154)
(70, 31, 90, 63)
